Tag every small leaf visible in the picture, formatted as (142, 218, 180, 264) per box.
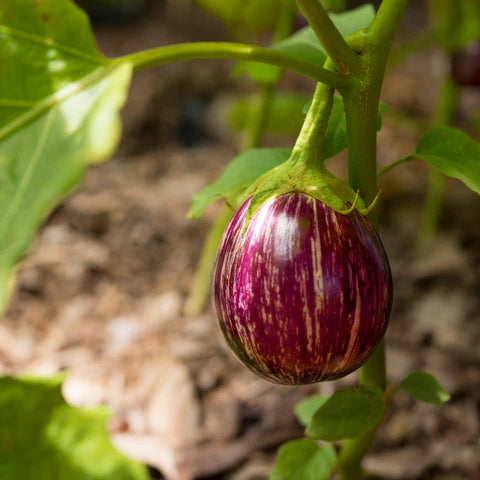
(236, 4, 375, 83)
(306, 388, 384, 441)
(413, 126, 480, 194)
(275, 5, 375, 68)
(380, 126, 480, 181)
(0, 375, 148, 479)
(321, 95, 348, 160)
(294, 395, 329, 427)
(270, 439, 337, 480)
(399, 371, 450, 404)
(188, 148, 291, 218)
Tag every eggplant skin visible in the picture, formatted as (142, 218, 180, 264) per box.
(213, 193, 393, 385)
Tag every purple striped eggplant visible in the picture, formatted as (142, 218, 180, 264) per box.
(213, 193, 392, 385)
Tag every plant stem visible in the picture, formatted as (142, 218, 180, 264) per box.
(366, 0, 410, 50)
(338, 1, 410, 477)
(289, 79, 334, 169)
(117, 42, 350, 89)
(296, 0, 361, 72)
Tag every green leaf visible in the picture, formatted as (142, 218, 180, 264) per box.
(276, 4, 375, 67)
(399, 371, 450, 404)
(193, 0, 281, 34)
(0, 0, 132, 313)
(270, 439, 337, 480)
(306, 388, 384, 441)
(188, 147, 291, 218)
(294, 395, 329, 427)
(0, 0, 107, 128)
(228, 92, 310, 133)
(0, 375, 148, 479)
(234, 4, 375, 83)
(412, 126, 480, 194)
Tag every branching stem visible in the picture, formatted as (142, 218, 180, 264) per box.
(296, 0, 362, 72)
(116, 42, 350, 90)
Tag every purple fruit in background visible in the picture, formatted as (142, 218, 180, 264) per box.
(452, 42, 480, 86)
(213, 193, 392, 385)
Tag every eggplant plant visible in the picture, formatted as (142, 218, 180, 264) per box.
(0, 0, 479, 479)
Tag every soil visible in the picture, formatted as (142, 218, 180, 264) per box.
(1, 1, 479, 479)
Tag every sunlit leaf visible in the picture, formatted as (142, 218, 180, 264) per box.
(0, 0, 132, 313)
(399, 371, 450, 404)
(0, 375, 148, 479)
(188, 148, 291, 218)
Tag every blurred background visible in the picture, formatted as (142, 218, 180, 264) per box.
(1, 0, 480, 478)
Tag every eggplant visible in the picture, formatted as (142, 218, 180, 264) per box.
(213, 193, 392, 385)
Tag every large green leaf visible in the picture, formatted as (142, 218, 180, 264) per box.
(306, 388, 384, 441)
(399, 371, 450, 404)
(0, 0, 132, 313)
(234, 4, 375, 83)
(188, 147, 291, 218)
(0, 375, 148, 479)
(270, 439, 337, 480)
(0, 0, 107, 128)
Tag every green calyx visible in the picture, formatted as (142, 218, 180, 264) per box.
(238, 149, 374, 224)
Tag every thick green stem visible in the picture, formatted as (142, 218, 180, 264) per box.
(339, 78, 383, 480)
(366, 0, 410, 49)
(296, 0, 361, 72)
(117, 42, 350, 89)
(338, 1, 410, 477)
(344, 85, 380, 210)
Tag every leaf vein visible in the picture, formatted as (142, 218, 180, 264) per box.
(0, 24, 104, 66)
(0, 108, 55, 241)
